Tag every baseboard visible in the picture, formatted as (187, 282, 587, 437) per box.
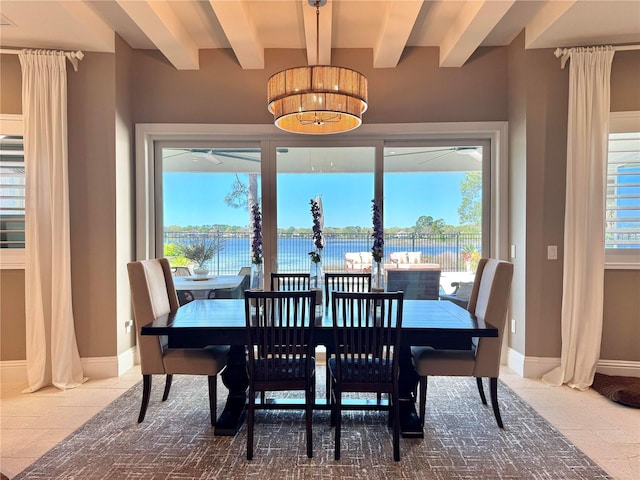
(506, 348, 640, 378)
(1, 348, 139, 384)
(0, 360, 27, 383)
(596, 359, 640, 377)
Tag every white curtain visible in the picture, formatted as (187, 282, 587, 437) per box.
(19, 50, 86, 392)
(543, 46, 615, 390)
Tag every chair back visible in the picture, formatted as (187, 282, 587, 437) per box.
(468, 258, 514, 377)
(331, 291, 404, 391)
(324, 272, 372, 307)
(270, 272, 311, 291)
(127, 258, 180, 374)
(244, 290, 317, 386)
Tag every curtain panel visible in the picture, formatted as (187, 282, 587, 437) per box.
(19, 50, 85, 391)
(543, 47, 615, 390)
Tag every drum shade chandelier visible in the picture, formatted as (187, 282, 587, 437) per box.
(267, 0, 368, 134)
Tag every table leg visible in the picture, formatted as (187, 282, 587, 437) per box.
(397, 345, 423, 438)
(214, 345, 248, 436)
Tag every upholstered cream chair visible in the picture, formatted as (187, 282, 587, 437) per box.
(127, 258, 230, 425)
(411, 258, 513, 428)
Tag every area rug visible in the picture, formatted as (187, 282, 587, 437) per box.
(13, 373, 610, 480)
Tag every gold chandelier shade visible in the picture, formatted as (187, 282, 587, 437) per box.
(267, 65, 368, 135)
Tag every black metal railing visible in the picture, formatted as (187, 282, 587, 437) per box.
(164, 231, 482, 275)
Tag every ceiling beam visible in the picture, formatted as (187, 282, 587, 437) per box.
(116, 0, 199, 70)
(302, 0, 332, 66)
(439, 0, 515, 67)
(59, 1, 114, 52)
(525, 0, 577, 49)
(373, 0, 423, 68)
(209, 0, 264, 69)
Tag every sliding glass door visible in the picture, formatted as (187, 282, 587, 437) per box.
(150, 133, 494, 295)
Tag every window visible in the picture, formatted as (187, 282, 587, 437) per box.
(606, 112, 640, 268)
(0, 114, 24, 269)
(0, 135, 25, 249)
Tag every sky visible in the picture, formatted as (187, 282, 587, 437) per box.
(163, 171, 466, 229)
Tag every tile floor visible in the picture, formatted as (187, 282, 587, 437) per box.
(1, 366, 638, 480)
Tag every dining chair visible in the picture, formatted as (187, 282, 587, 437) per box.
(324, 272, 372, 308)
(270, 272, 311, 291)
(323, 272, 372, 402)
(127, 258, 230, 425)
(329, 291, 405, 461)
(411, 258, 514, 429)
(243, 290, 317, 460)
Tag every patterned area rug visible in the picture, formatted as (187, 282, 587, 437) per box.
(13, 373, 610, 480)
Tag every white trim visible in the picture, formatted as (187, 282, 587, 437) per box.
(1, 349, 140, 385)
(0, 360, 27, 384)
(0, 248, 25, 269)
(0, 114, 23, 135)
(506, 348, 640, 378)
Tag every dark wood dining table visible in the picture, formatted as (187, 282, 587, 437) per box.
(141, 298, 498, 438)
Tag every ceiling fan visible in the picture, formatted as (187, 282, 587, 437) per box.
(385, 146, 482, 165)
(164, 148, 288, 165)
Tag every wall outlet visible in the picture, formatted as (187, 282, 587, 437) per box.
(547, 245, 558, 260)
(125, 320, 134, 334)
(511, 319, 516, 334)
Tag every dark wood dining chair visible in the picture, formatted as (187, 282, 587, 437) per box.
(329, 291, 404, 461)
(323, 272, 372, 401)
(243, 290, 317, 460)
(411, 258, 514, 429)
(127, 258, 229, 425)
(270, 272, 311, 291)
(324, 272, 372, 308)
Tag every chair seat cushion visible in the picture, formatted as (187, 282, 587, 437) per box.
(163, 345, 230, 375)
(253, 356, 315, 381)
(328, 357, 393, 382)
(411, 346, 475, 376)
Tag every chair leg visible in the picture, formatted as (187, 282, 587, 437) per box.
(162, 374, 173, 401)
(305, 385, 313, 458)
(208, 376, 217, 427)
(138, 374, 152, 423)
(247, 386, 255, 460)
(392, 391, 401, 461)
(334, 388, 341, 461)
(418, 376, 427, 427)
(489, 377, 504, 428)
(476, 377, 487, 405)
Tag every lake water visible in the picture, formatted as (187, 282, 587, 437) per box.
(188, 235, 473, 275)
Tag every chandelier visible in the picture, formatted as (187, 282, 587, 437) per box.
(267, 0, 368, 134)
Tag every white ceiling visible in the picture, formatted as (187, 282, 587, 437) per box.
(1, 0, 639, 70)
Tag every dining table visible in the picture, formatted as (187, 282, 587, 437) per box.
(173, 275, 245, 292)
(141, 298, 498, 438)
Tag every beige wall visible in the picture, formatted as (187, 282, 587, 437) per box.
(1, 40, 638, 369)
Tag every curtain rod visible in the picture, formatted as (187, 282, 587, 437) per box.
(0, 48, 84, 71)
(554, 44, 640, 69)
